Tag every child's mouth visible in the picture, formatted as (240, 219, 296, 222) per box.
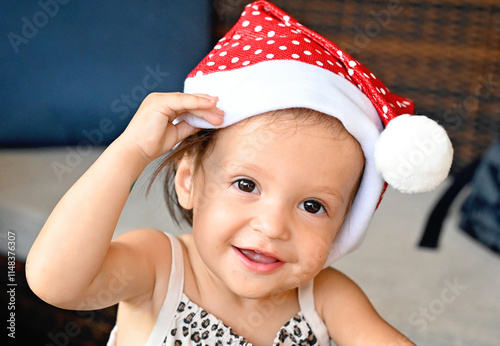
(239, 248, 279, 264)
(233, 246, 285, 273)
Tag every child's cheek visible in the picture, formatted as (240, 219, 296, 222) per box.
(195, 184, 241, 225)
(302, 235, 333, 272)
(285, 242, 329, 288)
(192, 179, 225, 214)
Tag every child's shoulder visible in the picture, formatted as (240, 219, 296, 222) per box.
(113, 228, 173, 266)
(313, 268, 413, 344)
(113, 228, 174, 272)
(313, 267, 365, 311)
(314, 267, 378, 337)
(111, 228, 174, 303)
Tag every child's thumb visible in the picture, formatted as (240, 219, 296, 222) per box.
(164, 120, 198, 152)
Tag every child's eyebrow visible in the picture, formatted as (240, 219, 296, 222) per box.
(313, 186, 345, 204)
(220, 162, 271, 179)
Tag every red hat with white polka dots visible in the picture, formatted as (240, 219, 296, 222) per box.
(181, 0, 453, 264)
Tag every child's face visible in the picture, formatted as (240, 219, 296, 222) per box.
(179, 112, 364, 299)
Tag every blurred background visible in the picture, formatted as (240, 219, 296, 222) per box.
(1, 0, 499, 345)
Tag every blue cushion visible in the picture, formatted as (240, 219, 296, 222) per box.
(0, 0, 212, 146)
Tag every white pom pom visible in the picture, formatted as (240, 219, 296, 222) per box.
(374, 114, 453, 193)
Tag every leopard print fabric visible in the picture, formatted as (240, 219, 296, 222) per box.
(164, 293, 319, 345)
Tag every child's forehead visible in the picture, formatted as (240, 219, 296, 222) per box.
(210, 111, 359, 159)
(225, 109, 346, 137)
(229, 112, 297, 135)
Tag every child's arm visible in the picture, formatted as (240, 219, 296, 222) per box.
(316, 268, 415, 345)
(26, 93, 224, 310)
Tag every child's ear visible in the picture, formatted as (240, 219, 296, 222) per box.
(174, 155, 195, 210)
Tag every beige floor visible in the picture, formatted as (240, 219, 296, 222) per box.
(1, 147, 499, 345)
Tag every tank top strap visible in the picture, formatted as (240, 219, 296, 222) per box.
(298, 279, 331, 346)
(145, 232, 185, 346)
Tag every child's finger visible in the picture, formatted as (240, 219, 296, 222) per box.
(159, 93, 221, 113)
(167, 120, 199, 148)
(145, 92, 224, 125)
(190, 93, 219, 102)
(187, 108, 225, 126)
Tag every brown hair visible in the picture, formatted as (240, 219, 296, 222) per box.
(148, 108, 364, 227)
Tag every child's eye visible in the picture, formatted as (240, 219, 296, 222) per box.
(234, 179, 258, 193)
(300, 200, 326, 215)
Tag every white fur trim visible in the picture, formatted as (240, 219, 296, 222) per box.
(183, 60, 384, 266)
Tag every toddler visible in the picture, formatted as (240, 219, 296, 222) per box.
(26, 1, 453, 345)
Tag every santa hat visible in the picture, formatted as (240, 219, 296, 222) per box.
(181, 0, 453, 265)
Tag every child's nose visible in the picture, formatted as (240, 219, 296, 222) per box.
(249, 199, 292, 241)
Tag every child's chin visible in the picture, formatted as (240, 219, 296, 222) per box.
(227, 281, 292, 300)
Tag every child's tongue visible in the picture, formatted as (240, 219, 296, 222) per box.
(239, 248, 279, 264)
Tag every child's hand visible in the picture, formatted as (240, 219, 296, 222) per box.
(119, 92, 224, 163)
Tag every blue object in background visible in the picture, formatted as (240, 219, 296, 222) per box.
(0, 0, 212, 147)
(460, 141, 500, 254)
